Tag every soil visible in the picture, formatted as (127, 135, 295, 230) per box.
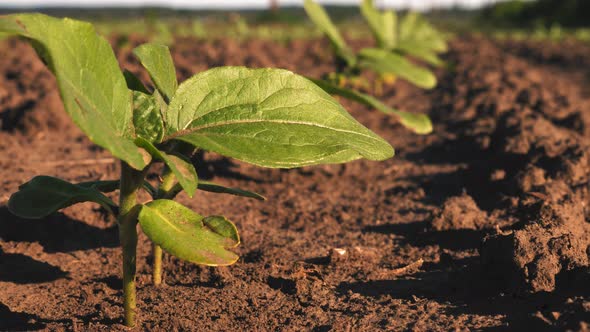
(0, 33, 589, 331)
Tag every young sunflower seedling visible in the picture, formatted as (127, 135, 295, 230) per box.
(303, 0, 437, 91)
(361, 0, 448, 68)
(303, 0, 433, 135)
(1, 13, 393, 327)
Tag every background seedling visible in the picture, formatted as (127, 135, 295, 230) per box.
(361, 0, 448, 68)
(303, 0, 433, 135)
(1, 13, 394, 327)
(304, 0, 437, 90)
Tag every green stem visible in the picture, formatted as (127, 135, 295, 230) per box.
(118, 162, 145, 328)
(152, 166, 176, 286)
(152, 243, 163, 285)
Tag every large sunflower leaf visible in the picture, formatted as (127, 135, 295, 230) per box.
(0, 14, 148, 169)
(164, 67, 393, 168)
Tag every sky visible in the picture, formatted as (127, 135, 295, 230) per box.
(1, 0, 498, 11)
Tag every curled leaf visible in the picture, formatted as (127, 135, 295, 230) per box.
(138, 200, 239, 266)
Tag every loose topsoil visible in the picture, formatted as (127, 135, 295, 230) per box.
(0, 34, 589, 331)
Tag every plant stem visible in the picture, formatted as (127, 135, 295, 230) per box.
(152, 243, 163, 285)
(152, 166, 176, 286)
(118, 162, 145, 328)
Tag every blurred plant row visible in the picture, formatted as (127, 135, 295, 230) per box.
(489, 25, 590, 43)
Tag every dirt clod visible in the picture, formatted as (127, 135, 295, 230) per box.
(481, 182, 590, 293)
(432, 193, 489, 230)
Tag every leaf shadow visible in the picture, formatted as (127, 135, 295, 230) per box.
(192, 151, 267, 183)
(364, 221, 487, 251)
(337, 254, 590, 331)
(92, 275, 121, 291)
(0, 248, 67, 284)
(0, 206, 118, 253)
(402, 133, 530, 212)
(0, 302, 45, 331)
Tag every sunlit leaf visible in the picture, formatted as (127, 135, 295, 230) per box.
(399, 12, 447, 53)
(396, 41, 445, 67)
(0, 14, 148, 170)
(138, 200, 239, 266)
(303, 0, 356, 66)
(361, 0, 396, 50)
(311, 78, 432, 134)
(132, 43, 178, 103)
(359, 48, 437, 89)
(164, 67, 394, 168)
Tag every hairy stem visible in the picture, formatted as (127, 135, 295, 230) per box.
(118, 162, 145, 328)
(152, 166, 176, 286)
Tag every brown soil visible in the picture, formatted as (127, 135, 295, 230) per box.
(0, 34, 589, 331)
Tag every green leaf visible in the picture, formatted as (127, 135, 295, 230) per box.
(123, 70, 150, 94)
(399, 11, 420, 42)
(132, 91, 165, 143)
(202, 216, 239, 246)
(0, 14, 148, 170)
(76, 179, 157, 197)
(303, 0, 356, 66)
(8, 176, 116, 219)
(138, 200, 239, 266)
(361, 0, 396, 50)
(197, 181, 266, 201)
(132, 43, 178, 103)
(382, 11, 397, 48)
(77, 180, 120, 192)
(164, 67, 394, 168)
(398, 13, 447, 53)
(396, 41, 444, 67)
(311, 78, 432, 134)
(359, 48, 437, 89)
(134, 137, 198, 197)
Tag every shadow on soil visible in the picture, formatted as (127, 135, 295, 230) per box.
(337, 254, 590, 331)
(0, 303, 45, 331)
(364, 221, 487, 251)
(192, 152, 266, 183)
(0, 302, 82, 331)
(0, 248, 67, 284)
(0, 207, 118, 253)
(405, 147, 516, 209)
